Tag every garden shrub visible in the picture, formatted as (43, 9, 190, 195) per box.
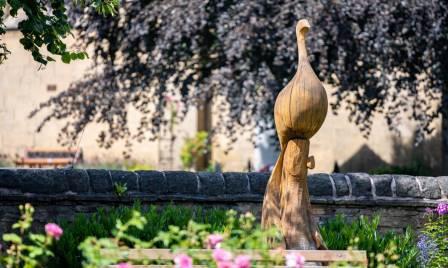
(369, 161, 431, 176)
(48, 203, 227, 268)
(48, 203, 419, 268)
(0, 204, 62, 268)
(1, 203, 421, 267)
(418, 203, 448, 267)
(180, 131, 209, 170)
(320, 214, 418, 267)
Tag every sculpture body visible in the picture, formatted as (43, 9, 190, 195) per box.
(261, 19, 328, 250)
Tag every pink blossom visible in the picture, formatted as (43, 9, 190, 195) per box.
(212, 249, 232, 262)
(117, 263, 132, 268)
(436, 202, 448, 215)
(216, 261, 233, 268)
(45, 223, 63, 240)
(234, 254, 251, 268)
(174, 254, 193, 268)
(207, 234, 223, 249)
(285, 253, 305, 268)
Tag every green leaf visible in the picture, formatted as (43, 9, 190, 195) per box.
(3, 233, 22, 243)
(76, 52, 85, 60)
(19, 37, 33, 50)
(70, 52, 78, 60)
(61, 52, 71, 63)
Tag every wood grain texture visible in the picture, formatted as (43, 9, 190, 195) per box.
(261, 19, 328, 250)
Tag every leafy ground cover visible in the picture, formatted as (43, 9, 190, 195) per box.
(45, 203, 418, 268)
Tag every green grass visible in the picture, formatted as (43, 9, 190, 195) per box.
(320, 214, 419, 267)
(49, 204, 419, 268)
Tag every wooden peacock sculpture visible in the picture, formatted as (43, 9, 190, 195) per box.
(261, 19, 328, 250)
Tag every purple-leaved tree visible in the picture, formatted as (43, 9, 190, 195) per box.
(30, 0, 448, 170)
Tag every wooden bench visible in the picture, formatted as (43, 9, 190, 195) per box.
(107, 248, 368, 267)
(14, 147, 82, 168)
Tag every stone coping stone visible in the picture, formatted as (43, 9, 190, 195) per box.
(0, 169, 446, 205)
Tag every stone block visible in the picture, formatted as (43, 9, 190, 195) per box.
(137, 170, 166, 194)
(165, 171, 198, 194)
(371, 175, 392, 197)
(348, 173, 372, 197)
(64, 169, 89, 193)
(417, 176, 441, 199)
(223, 172, 250, 194)
(308, 173, 333, 196)
(331, 173, 349, 197)
(111, 170, 138, 191)
(52, 169, 70, 193)
(197, 172, 225, 196)
(0, 169, 18, 189)
(248, 172, 269, 195)
(18, 169, 68, 194)
(437, 176, 448, 198)
(394, 175, 421, 198)
(87, 169, 113, 193)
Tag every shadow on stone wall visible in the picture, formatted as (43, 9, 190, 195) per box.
(339, 131, 444, 175)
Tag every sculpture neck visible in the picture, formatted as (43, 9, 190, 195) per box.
(297, 33, 308, 63)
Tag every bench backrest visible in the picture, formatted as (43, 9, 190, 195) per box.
(25, 147, 79, 159)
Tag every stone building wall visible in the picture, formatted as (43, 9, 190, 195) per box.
(1, 30, 444, 173)
(1, 169, 447, 235)
(0, 31, 198, 169)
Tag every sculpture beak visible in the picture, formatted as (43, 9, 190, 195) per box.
(297, 19, 311, 34)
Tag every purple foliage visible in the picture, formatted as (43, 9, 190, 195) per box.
(29, 1, 448, 150)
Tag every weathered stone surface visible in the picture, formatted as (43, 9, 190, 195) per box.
(87, 169, 113, 193)
(0, 170, 445, 202)
(248, 172, 269, 195)
(18, 169, 68, 194)
(308, 173, 333, 196)
(438, 176, 448, 198)
(371, 175, 392, 197)
(0, 169, 447, 236)
(348, 173, 372, 197)
(165, 171, 198, 194)
(111, 171, 138, 191)
(197, 172, 225, 196)
(0, 169, 18, 189)
(331, 173, 349, 197)
(52, 170, 70, 193)
(64, 169, 89, 193)
(224, 172, 249, 194)
(395, 175, 421, 198)
(418, 177, 441, 199)
(137, 171, 166, 194)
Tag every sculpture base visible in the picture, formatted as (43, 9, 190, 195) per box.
(262, 138, 325, 250)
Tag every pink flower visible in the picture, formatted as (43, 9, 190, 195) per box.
(234, 254, 251, 268)
(45, 223, 63, 240)
(174, 254, 193, 268)
(217, 261, 233, 268)
(207, 234, 223, 249)
(117, 263, 132, 268)
(212, 249, 232, 262)
(285, 253, 305, 268)
(436, 203, 448, 215)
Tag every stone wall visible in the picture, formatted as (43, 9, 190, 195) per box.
(0, 168, 447, 235)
